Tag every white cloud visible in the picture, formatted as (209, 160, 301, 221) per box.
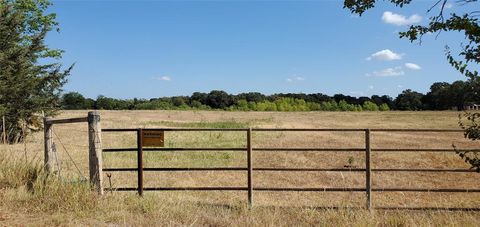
(444, 3, 453, 9)
(286, 76, 305, 82)
(367, 66, 405, 77)
(366, 49, 402, 61)
(382, 11, 422, 26)
(405, 62, 421, 70)
(368, 85, 374, 90)
(154, 76, 171, 81)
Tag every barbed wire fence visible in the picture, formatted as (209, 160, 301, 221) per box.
(48, 122, 90, 183)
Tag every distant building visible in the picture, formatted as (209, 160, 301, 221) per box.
(464, 103, 480, 111)
(450, 103, 480, 111)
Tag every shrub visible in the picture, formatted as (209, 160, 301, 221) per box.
(379, 103, 390, 111)
(362, 101, 379, 111)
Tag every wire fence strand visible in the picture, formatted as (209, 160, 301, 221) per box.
(52, 127, 87, 181)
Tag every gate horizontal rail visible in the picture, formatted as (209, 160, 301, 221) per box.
(102, 148, 480, 153)
(102, 128, 465, 132)
(45, 117, 88, 125)
(103, 167, 477, 172)
(103, 147, 246, 152)
(101, 127, 480, 211)
(107, 187, 480, 193)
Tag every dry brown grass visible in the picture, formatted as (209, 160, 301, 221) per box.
(1, 110, 479, 226)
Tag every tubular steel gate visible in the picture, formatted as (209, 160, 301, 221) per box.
(102, 128, 480, 210)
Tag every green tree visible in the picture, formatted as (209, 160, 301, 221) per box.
(338, 100, 349, 111)
(61, 92, 87, 109)
(205, 90, 234, 109)
(0, 0, 72, 143)
(234, 99, 249, 111)
(321, 100, 339, 111)
(395, 89, 424, 110)
(236, 92, 266, 103)
(95, 95, 114, 110)
(379, 103, 390, 111)
(449, 80, 470, 110)
(346, 0, 480, 168)
(307, 102, 321, 111)
(190, 92, 207, 105)
(171, 96, 186, 107)
(423, 82, 452, 110)
(458, 112, 480, 172)
(362, 101, 379, 111)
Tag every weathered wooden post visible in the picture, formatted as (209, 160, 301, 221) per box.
(365, 129, 372, 211)
(88, 111, 103, 195)
(43, 117, 54, 173)
(2, 116, 6, 144)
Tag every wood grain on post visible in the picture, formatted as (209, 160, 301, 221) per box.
(47, 117, 88, 125)
(365, 129, 372, 211)
(88, 111, 104, 195)
(43, 117, 54, 173)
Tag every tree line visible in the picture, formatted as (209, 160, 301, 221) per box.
(61, 80, 478, 111)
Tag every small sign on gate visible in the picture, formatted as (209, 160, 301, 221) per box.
(142, 130, 164, 147)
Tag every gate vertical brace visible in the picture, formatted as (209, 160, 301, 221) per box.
(247, 128, 253, 208)
(88, 111, 104, 195)
(365, 129, 372, 211)
(137, 128, 144, 196)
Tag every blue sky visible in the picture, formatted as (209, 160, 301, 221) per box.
(47, 0, 469, 99)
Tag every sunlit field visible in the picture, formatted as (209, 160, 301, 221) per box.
(1, 110, 479, 226)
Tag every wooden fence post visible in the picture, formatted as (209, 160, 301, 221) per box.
(247, 128, 253, 207)
(88, 111, 103, 195)
(43, 117, 54, 173)
(137, 128, 144, 196)
(365, 129, 372, 211)
(2, 116, 6, 144)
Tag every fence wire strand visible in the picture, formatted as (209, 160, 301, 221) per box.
(52, 127, 87, 181)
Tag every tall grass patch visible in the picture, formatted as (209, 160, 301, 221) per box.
(0, 153, 96, 214)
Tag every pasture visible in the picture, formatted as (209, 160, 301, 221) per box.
(1, 110, 480, 226)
